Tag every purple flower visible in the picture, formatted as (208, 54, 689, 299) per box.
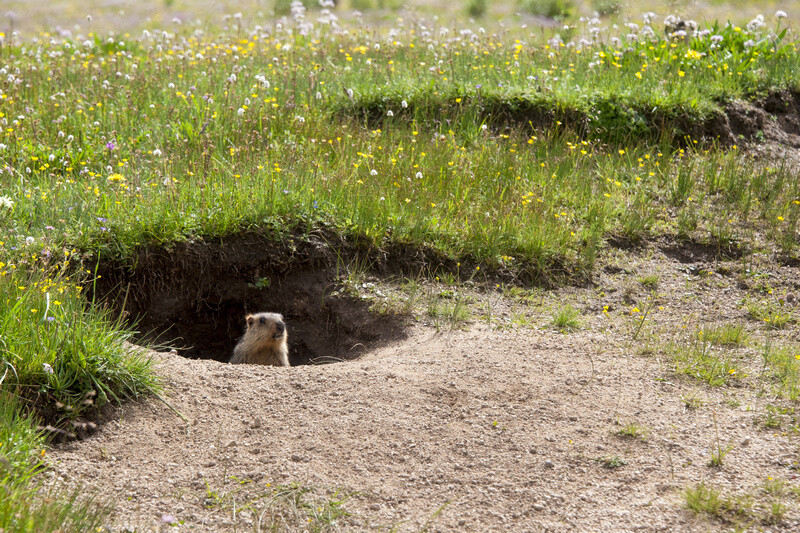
(106, 142, 115, 150)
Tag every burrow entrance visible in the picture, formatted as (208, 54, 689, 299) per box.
(91, 232, 408, 365)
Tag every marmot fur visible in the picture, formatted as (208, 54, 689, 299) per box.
(230, 312, 290, 366)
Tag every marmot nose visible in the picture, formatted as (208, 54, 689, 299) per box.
(276, 322, 285, 335)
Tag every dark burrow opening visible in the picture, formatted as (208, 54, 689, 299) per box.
(90, 232, 408, 365)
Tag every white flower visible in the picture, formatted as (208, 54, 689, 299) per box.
(346, 88, 354, 99)
(401, 100, 408, 108)
(0, 143, 6, 150)
(25, 236, 35, 245)
(43, 363, 54, 374)
(315, 91, 322, 100)
(153, 148, 162, 157)
(370, 169, 378, 176)
(387, 110, 394, 117)
(0, 195, 13, 209)
(776, 10, 787, 19)
(747, 14, 765, 32)
(481, 124, 488, 131)
(237, 107, 245, 117)
(415, 172, 423, 179)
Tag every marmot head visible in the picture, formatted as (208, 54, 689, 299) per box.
(245, 312, 286, 341)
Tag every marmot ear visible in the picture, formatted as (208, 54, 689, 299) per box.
(246, 314, 254, 327)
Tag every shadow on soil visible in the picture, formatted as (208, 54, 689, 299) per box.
(91, 231, 411, 366)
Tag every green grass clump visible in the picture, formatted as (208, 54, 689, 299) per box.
(613, 421, 648, 440)
(551, 303, 581, 331)
(0, 265, 159, 420)
(684, 482, 724, 516)
(519, 0, 575, 20)
(697, 323, 749, 346)
(671, 331, 746, 387)
(0, 394, 115, 531)
(761, 341, 800, 400)
(0, 263, 159, 530)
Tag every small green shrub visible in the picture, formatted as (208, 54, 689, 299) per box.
(520, 0, 574, 20)
(467, 0, 488, 18)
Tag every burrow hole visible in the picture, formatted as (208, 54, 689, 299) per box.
(91, 235, 407, 365)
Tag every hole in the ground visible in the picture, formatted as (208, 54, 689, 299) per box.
(91, 233, 408, 365)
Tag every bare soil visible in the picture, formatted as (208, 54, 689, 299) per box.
(49, 240, 800, 531)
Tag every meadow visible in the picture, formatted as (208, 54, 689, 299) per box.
(1, 0, 800, 529)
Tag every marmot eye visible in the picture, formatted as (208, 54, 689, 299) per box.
(259, 316, 267, 324)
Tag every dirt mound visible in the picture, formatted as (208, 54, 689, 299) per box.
(51, 243, 800, 531)
(724, 90, 800, 147)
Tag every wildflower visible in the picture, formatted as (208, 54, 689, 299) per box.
(25, 236, 34, 245)
(106, 141, 115, 150)
(387, 110, 394, 117)
(0, 196, 13, 209)
(153, 148, 162, 157)
(42, 363, 54, 374)
(415, 172, 423, 179)
(776, 10, 787, 19)
(746, 14, 765, 32)
(370, 169, 378, 176)
(401, 100, 408, 108)
(237, 108, 245, 117)
(346, 88, 354, 99)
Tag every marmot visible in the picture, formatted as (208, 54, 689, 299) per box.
(230, 312, 290, 367)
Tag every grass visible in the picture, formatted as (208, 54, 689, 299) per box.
(596, 455, 627, 469)
(0, 393, 116, 530)
(760, 340, 800, 400)
(239, 483, 350, 532)
(697, 323, 749, 346)
(551, 303, 581, 331)
(684, 478, 797, 527)
(0, 1, 800, 529)
(613, 421, 648, 440)
(671, 330, 746, 387)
